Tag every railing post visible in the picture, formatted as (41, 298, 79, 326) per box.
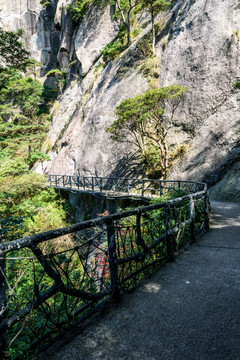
(136, 212, 142, 245)
(99, 177, 102, 192)
(189, 196, 195, 244)
(107, 220, 119, 300)
(69, 176, 72, 188)
(0, 256, 9, 360)
(165, 206, 174, 261)
(62, 175, 65, 187)
(77, 176, 80, 189)
(178, 181, 181, 190)
(55, 175, 57, 187)
(127, 180, 130, 195)
(204, 192, 210, 230)
(83, 177, 86, 190)
(142, 180, 144, 196)
(159, 181, 162, 196)
(91, 177, 94, 192)
(136, 212, 148, 251)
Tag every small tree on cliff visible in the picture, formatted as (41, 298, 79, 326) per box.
(115, 0, 171, 49)
(140, 0, 171, 55)
(107, 84, 187, 178)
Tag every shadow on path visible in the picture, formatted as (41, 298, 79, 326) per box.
(37, 201, 240, 360)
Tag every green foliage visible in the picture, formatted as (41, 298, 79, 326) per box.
(136, 33, 153, 57)
(150, 188, 188, 204)
(101, 29, 126, 64)
(0, 28, 30, 70)
(67, 0, 93, 22)
(137, 0, 171, 54)
(114, 0, 142, 46)
(25, 58, 42, 78)
(101, 0, 170, 62)
(0, 117, 66, 241)
(0, 66, 49, 123)
(139, 56, 160, 88)
(0, 27, 71, 244)
(108, 84, 186, 139)
(233, 81, 240, 89)
(0, 73, 43, 119)
(0, 27, 74, 359)
(46, 68, 67, 94)
(117, 186, 190, 289)
(26, 150, 51, 168)
(140, 0, 171, 16)
(0, 157, 29, 177)
(101, 39, 123, 63)
(42, 1, 51, 7)
(107, 84, 187, 177)
(0, 171, 71, 241)
(139, 57, 159, 77)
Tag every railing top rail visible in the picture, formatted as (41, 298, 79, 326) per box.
(47, 174, 206, 185)
(0, 190, 206, 255)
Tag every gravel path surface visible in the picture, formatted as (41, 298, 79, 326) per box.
(38, 201, 240, 360)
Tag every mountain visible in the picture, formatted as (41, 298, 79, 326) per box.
(1, 0, 240, 200)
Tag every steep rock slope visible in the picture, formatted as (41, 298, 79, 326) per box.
(160, 0, 240, 187)
(35, 4, 150, 177)
(38, 0, 240, 189)
(1, 0, 240, 196)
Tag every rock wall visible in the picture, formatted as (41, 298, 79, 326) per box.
(160, 0, 240, 187)
(65, 190, 150, 223)
(1, 0, 240, 199)
(35, 3, 150, 177)
(0, 0, 60, 68)
(209, 160, 240, 202)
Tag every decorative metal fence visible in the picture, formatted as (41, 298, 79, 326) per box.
(0, 180, 209, 359)
(47, 174, 206, 197)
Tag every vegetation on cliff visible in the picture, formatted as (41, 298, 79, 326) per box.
(68, 0, 173, 62)
(107, 84, 187, 178)
(0, 28, 71, 243)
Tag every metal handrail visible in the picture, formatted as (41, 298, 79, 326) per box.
(47, 174, 206, 197)
(0, 178, 209, 359)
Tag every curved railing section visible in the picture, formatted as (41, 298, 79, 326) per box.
(0, 179, 209, 359)
(47, 174, 206, 198)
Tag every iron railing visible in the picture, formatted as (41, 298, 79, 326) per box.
(0, 179, 209, 359)
(47, 174, 206, 197)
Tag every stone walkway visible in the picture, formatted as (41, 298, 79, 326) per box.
(38, 201, 240, 360)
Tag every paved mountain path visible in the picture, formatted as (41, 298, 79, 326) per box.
(38, 201, 240, 360)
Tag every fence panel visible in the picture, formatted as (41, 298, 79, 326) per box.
(0, 180, 209, 359)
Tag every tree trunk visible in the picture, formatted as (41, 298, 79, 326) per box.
(151, 9, 155, 56)
(115, 0, 131, 46)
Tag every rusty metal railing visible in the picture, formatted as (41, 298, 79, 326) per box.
(0, 179, 209, 359)
(47, 174, 206, 197)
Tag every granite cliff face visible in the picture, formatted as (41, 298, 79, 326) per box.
(160, 0, 240, 188)
(1, 0, 240, 199)
(0, 0, 60, 69)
